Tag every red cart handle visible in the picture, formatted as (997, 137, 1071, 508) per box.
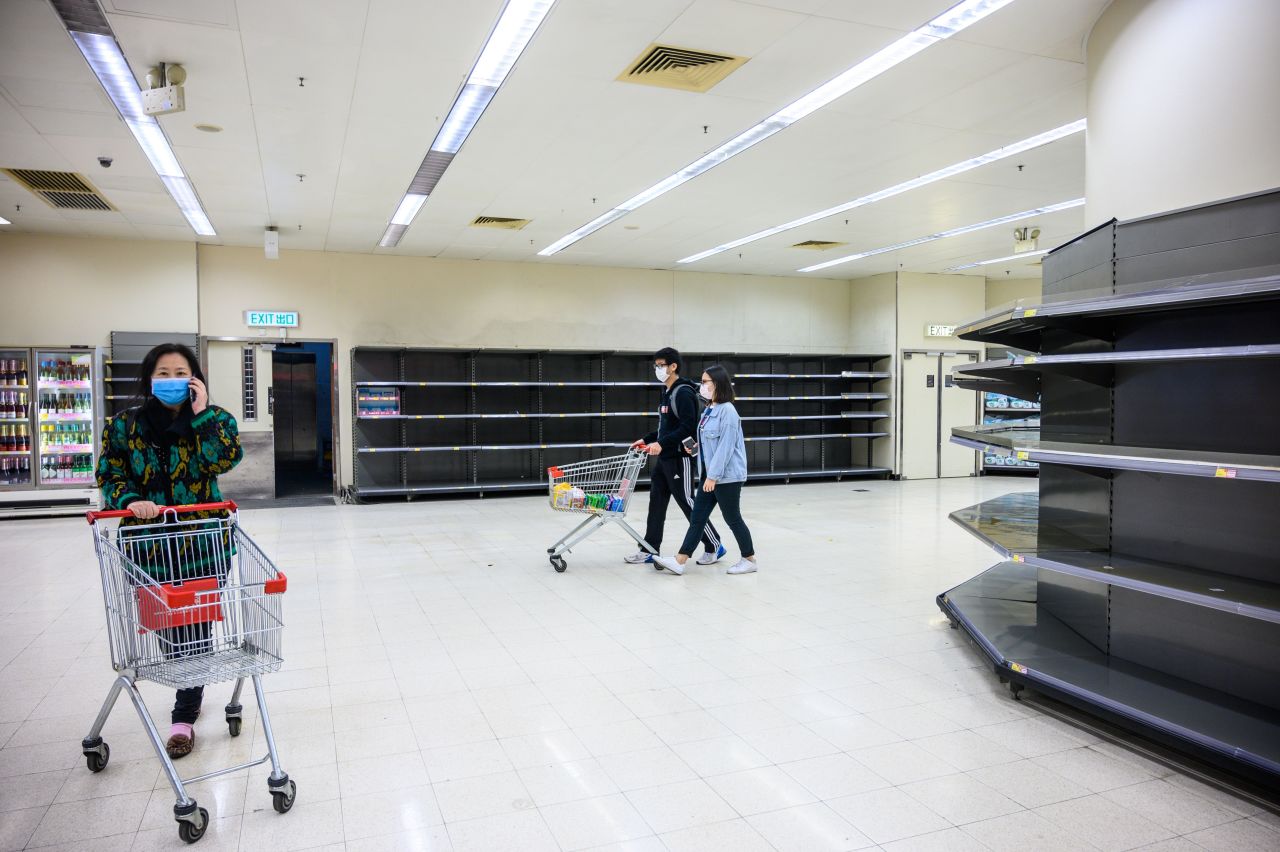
(87, 501, 239, 525)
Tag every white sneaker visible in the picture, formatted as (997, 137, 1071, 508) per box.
(624, 550, 655, 564)
(653, 555, 686, 575)
(696, 544, 727, 566)
(726, 558, 757, 575)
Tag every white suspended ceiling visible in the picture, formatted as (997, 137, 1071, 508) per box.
(0, 0, 1110, 279)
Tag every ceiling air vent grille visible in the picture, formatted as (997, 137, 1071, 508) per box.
(792, 240, 846, 250)
(471, 216, 531, 230)
(619, 44, 747, 93)
(3, 169, 116, 211)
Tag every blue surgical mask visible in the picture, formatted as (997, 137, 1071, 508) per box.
(152, 377, 191, 405)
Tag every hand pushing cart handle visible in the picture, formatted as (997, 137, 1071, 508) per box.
(86, 501, 239, 524)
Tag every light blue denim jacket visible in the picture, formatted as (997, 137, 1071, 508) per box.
(697, 402, 747, 484)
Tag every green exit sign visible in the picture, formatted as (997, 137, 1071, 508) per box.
(245, 310, 299, 328)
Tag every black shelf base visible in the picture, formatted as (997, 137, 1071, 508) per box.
(939, 561, 1280, 788)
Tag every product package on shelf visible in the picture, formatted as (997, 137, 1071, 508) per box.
(35, 350, 97, 486)
(357, 387, 400, 417)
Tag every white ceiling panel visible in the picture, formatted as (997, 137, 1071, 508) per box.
(0, 0, 1110, 278)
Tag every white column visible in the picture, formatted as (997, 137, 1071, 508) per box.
(1085, 0, 1280, 222)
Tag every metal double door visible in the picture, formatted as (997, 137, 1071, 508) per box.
(900, 350, 979, 479)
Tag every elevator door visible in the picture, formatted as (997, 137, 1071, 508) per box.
(272, 351, 326, 496)
(900, 350, 979, 479)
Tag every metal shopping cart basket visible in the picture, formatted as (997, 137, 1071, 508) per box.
(81, 501, 295, 843)
(545, 448, 654, 572)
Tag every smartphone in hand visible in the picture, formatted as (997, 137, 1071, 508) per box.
(681, 436, 698, 457)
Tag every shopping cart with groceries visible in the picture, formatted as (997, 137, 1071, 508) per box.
(81, 501, 294, 844)
(545, 447, 654, 572)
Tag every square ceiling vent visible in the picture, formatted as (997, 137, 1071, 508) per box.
(3, 169, 116, 211)
(471, 216, 531, 230)
(619, 44, 748, 93)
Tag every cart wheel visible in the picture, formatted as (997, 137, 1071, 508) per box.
(177, 807, 208, 844)
(226, 717, 242, 738)
(271, 779, 297, 814)
(550, 555, 567, 573)
(85, 742, 109, 773)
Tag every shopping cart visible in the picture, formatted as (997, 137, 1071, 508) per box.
(81, 501, 295, 844)
(546, 448, 654, 572)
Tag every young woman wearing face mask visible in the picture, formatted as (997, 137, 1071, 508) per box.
(96, 343, 243, 759)
(652, 365, 758, 576)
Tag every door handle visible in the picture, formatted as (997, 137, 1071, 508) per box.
(267, 386, 274, 416)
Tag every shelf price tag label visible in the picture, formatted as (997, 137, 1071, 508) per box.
(1023, 356, 1037, 364)
(1214, 467, 1237, 478)
(1009, 662, 1029, 674)
(1021, 309, 1037, 318)
(1011, 554, 1025, 563)
(1016, 451, 1030, 460)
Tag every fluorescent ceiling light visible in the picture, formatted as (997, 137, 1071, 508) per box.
(539, 0, 1019, 257)
(379, 0, 556, 248)
(0, 215, 10, 225)
(947, 248, 1049, 271)
(798, 198, 1084, 273)
(679, 119, 1085, 264)
(61, 29, 216, 237)
(391, 194, 428, 226)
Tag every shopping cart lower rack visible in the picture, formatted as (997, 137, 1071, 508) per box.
(546, 448, 654, 572)
(81, 501, 294, 844)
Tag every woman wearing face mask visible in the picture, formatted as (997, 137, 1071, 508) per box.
(653, 365, 758, 576)
(97, 342, 243, 759)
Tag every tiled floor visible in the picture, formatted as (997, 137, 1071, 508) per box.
(1, 477, 1275, 851)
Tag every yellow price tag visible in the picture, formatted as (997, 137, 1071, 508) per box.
(1016, 451, 1029, 460)
(1012, 554, 1025, 563)
(1024, 356, 1037, 365)
(1022, 309, 1037, 318)
(1214, 467, 1237, 478)
(1009, 662, 1028, 674)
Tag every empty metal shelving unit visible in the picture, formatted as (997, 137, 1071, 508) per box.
(938, 189, 1280, 788)
(351, 348, 892, 498)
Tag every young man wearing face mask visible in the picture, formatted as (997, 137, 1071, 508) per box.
(625, 348, 725, 567)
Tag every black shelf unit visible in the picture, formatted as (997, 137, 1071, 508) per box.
(351, 348, 891, 498)
(938, 189, 1280, 787)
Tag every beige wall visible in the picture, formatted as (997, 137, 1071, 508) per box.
(1086, 0, 1280, 222)
(0, 234, 197, 346)
(895, 272, 985, 353)
(985, 276, 1042, 311)
(195, 245, 860, 485)
(2, 232, 975, 485)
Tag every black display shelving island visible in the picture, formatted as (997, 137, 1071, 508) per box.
(351, 349, 892, 499)
(938, 189, 1280, 789)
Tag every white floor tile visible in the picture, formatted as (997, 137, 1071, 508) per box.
(747, 802, 875, 851)
(518, 757, 619, 806)
(705, 764, 816, 816)
(959, 809, 1096, 852)
(826, 787, 951, 845)
(659, 817, 775, 852)
(1102, 778, 1241, 835)
(671, 735, 773, 777)
(1, 480, 1268, 852)
(899, 772, 1023, 824)
(625, 778, 737, 834)
(1186, 817, 1280, 852)
(445, 810, 557, 852)
(1036, 793, 1176, 851)
(432, 769, 533, 823)
(538, 793, 652, 850)
(596, 746, 698, 791)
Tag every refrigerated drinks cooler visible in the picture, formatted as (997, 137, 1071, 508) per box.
(0, 346, 103, 516)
